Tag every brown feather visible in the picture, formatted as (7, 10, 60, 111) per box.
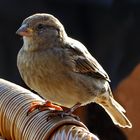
(65, 41, 111, 82)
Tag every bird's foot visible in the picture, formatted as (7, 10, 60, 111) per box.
(46, 110, 80, 121)
(46, 103, 81, 121)
(27, 100, 63, 115)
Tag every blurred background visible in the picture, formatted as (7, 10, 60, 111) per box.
(0, 0, 140, 139)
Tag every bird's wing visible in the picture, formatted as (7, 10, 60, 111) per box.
(65, 37, 110, 82)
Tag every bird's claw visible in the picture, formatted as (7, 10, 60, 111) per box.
(27, 100, 63, 116)
(46, 110, 80, 121)
(27, 101, 80, 121)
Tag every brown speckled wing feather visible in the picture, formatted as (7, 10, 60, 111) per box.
(65, 38, 110, 82)
(75, 56, 110, 81)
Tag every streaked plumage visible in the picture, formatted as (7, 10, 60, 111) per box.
(17, 13, 132, 128)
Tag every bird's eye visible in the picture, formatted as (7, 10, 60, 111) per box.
(37, 24, 45, 30)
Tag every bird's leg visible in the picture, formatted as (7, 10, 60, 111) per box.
(47, 103, 81, 120)
(27, 100, 63, 115)
(65, 102, 81, 114)
(63, 102, 81, 120)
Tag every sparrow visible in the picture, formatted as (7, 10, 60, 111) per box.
(16, 13, 132, 128)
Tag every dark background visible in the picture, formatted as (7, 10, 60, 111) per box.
(0, 0, 140, 139)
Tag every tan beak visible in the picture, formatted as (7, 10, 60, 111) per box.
(16, 24, 33, 37)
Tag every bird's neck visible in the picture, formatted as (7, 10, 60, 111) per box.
(22, 36, 65, 52)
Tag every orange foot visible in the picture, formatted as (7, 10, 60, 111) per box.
(27, 100, 63, 115)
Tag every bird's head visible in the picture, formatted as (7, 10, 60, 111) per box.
(16, 13, 67, 50)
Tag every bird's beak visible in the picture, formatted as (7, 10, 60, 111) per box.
(16, 24, 33, 37)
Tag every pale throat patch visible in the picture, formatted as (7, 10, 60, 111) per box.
(23, 36, 31, 51)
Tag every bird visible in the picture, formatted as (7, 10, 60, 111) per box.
(16, 13, 132, 128)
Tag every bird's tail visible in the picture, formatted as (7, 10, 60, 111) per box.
(96, 94, 132, 128)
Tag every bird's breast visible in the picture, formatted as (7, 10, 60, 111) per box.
(17, 49, 83, 107)
(17, 49, 54, 90)
(17, 48, 108, 108)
